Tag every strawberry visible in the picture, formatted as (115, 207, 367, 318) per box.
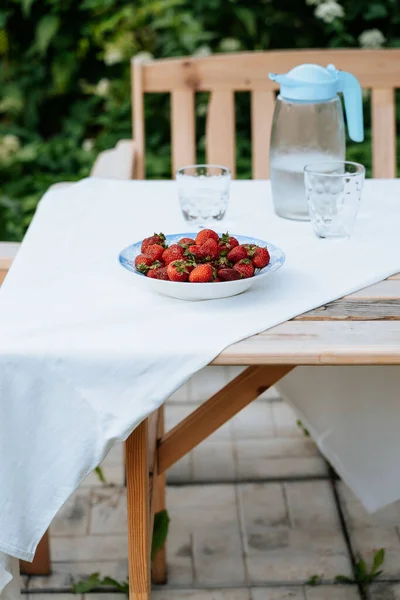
(218, 268, 241, 281)
(189, 264, 214, 283)
(162, 244, 184, 265)
(227, 245, 248, 263)
(243, 243, 257, 257)
(219, 233, 239, 255)
(195, 229, 219, 246)
(178, 237, 196, 248)
(145, 243, 164, 262)
(215, 277, 222, 282)
(234, 259, 255, 279)
(141, 233, 166, 253)
(200, 238, 219, 261)
(167, 260, 190, 282)
(147, 266, 169, 280)
(135, 254, 153, 273)
(185, 244, 203, 261)
(252, 247, 270, 269)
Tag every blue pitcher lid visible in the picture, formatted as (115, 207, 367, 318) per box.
(269, 63, 340, 102)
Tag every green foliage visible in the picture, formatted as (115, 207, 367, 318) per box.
(94, 465, 107, 484)
(335, 548, 385, 592)
(151, 509, 170, 560)
(1, 0, 400, 240)
(306, 574, 322, 586)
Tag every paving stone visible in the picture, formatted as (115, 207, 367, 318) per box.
(338, 482, 400, 579)
(50, 491, 90, 536)
(90, 487, 127, 535)
(51, 534, 127, 562)
(305, 586, 361, 600)
(368, 583, 400, 599)
(153, 590, 250, 600)
(26, 595, 78, 600)
(165, 404, 195, 430)
(165, 526, 194, 585)
(190, 366, 230, 402)
(83, 595, 123, 600)
(167, 484, 237, 524)
(167, 380, 191, 403)
(27, 560, 128, 590)
(166, 453, 193, 483)
(252, 588, 305, 600)
(241, 481, 352, 583)
(231, 403, 274, 438)
(81, 464, 125, 487)
(101, 442, 124, 466)
(272, 403, 302, 437)
(192, 440, 236, 482)
(235, 439, 328, 479)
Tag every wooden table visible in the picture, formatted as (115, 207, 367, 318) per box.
(126, 270, 400, 600)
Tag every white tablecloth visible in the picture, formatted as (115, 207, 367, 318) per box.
(1, 178, 400, 598)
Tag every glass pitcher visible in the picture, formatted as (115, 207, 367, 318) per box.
(269, 64, 364, 221)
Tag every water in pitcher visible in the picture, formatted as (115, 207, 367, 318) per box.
(270, 151, 343, 220)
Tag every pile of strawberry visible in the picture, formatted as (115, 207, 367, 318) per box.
(134, 229, 270, 283)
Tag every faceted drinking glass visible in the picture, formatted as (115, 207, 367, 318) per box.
(176, 164, 231, 228)
(304, 161, 365, 238)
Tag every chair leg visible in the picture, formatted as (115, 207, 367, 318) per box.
(20, 531, 51, 575)
(126, 420, 151, 600)
(152, 406, 167, 584)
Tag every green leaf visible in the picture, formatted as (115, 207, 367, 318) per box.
(21, 0, 36, 18)
(72, 572, 101, 593)
(235, 7, 257, 37)
(306, 575, 321, 586)
(371, 548, 385, 574)
(151, 509, 170, 560)
(101, 576, 129, 593)
(94, 466, 107, 484)
(365, 4, 388, 20)
(35, 15, 60, 55)
(356, 558, 368, 579)
(334, 575, 354, 584)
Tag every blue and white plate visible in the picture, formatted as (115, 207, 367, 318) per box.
(119, 233, 285, 301)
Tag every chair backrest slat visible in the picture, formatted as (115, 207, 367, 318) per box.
(251, 91, 275, 179)
(171, 90, 196, 173)
(132, 50, 400, 179)
(206, 91, 236, 177)
(371, 88, 397, 178)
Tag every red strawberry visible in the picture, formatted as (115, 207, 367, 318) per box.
(252, 247, 270, 269)
(195, 229, 219, 246)
(185, 244, 203, 261)
(141, 233, 166, 253)
(178, 237, 196, 248)
(147, 266, 169, 280)
(218, 268, 241, 281)
(135, 254, 153, 273)
(145, 243, 164, 262)
(189, 264, 214, 283)
(243, 243, 257, 257)
(234, 259, 254, 279)
(215, 255, 232, 269)
(162, 244, 184, 265)
(200, 238, 219, 261)
(227, 245, 248, 263)
(215, 277, 222, 282)
(219, 233, 239, 255)
(167, 260, 190, 282)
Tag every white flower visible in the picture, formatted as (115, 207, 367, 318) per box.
(132, 51, 153, 64)
(95, 78, 110, 97)
(193, 45, 211, 58)
(219, 38, 241, 53)
(359, 29, 386, 48)
(104, 45, 124, 66)
(315, 0, 344, 23)
(306, 0, 325, 5)
(2, 134, 20, 153)
(82, 138, 94, 152)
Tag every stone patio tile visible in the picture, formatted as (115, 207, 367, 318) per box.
(165, 404, 195, 430)
(26, 595, 78, 600)
(51, 534, 127, 562)
(165, 526, 194, 585)
(81, 465, 125, 487)
(338, 482, 400, 579)
(368, 583, 400, 599)
(166, 453, 192, 483)
(101, 442, 124, 466)
(167, 380, 191, 403)
(235, 438, 328, 479)
(231, 403, 274, 438)
(241, 481, 352, 582)
(153, 590, 250, 600)
(190, 366, 230, 402)
(83, 595, 123, 600)
(192, 440, 236, 482)
(90, 487, 127, 535)
(252, 588, 305, 600)
(27, 560, 128, 590)
(272, 403, 302, 437)
(50, 491, 90, 536)
(305, 586, 360, 600)
(167, 484, 237, 524)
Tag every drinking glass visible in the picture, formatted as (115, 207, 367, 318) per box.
(176, 164, 231, 228)
(304, 161, 365, 238)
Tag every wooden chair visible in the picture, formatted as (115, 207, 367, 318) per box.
(4, 49, 399, 593)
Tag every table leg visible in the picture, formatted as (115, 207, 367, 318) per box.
(152, 406, 167, 584)
(20, 531, 51, 575)
(126, 420, 151, 600)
